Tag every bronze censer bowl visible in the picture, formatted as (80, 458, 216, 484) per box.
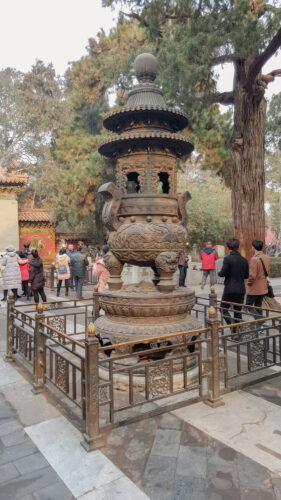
(96, 53, 200, 346)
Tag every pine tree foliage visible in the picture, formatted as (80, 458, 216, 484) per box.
(49, 19, 151, 241)
(178, 164, 233, 248)
(265, 151, 281, 252)
(267, 92, 281, 150)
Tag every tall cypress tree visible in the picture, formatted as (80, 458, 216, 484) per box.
(104, 0, 281, 259)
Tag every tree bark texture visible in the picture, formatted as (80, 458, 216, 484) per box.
(231, 60, 266, 261)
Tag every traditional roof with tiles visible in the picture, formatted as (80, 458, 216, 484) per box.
(18, 208, 52, 223)
(0, 167, 28, 186)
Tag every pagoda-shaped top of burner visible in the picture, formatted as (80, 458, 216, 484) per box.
(99, 53, 193, 162)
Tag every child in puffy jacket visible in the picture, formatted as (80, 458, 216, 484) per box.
(92, 245, 110, 291)
(18, 251, 30, 299)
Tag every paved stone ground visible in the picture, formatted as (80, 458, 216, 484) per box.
(0, 394, 74, 500)
(102, 409, 281, 500)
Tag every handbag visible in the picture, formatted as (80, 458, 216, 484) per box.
(58, 265, 67, 274)
(257, 256, 274, 298)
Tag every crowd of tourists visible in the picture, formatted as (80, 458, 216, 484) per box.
(199, 237, 270, 325)
(0, 241, 111, 305)
(55, 243, 110, 298)
(1, 243, 47, 305)
(1, 236, 271, 323)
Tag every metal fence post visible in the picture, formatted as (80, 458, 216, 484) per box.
(50, 264, 55, 291)
(5, 291, 15, 362)
(32, 304, 45, 394)
(93, 289, 100, 321)
(81, 322, 103, 451)
(209, 286, 217, 308)
(205, 306, 224, 408)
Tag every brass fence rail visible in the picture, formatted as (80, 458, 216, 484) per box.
(5, 289, 281, 452)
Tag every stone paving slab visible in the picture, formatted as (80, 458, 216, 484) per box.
(101, 409, 281, 500)
(0, 395, 74, 500)
(25, 415, 150, 499)
(173, 390, 281, 476)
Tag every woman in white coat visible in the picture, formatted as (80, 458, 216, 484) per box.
(2, 245, 25, 301)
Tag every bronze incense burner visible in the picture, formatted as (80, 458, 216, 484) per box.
(96, 53, 199, 345)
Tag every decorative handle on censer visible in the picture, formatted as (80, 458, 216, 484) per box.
(98, 182, 121, 232)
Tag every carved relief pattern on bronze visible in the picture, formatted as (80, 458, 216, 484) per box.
(148, 363, 170, 397)
(55, 356, 67, 392)
(49, 316, 64, 331)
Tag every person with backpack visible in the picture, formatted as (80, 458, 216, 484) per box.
(246, 240, 270, 319)
(56, 247, 71, 297)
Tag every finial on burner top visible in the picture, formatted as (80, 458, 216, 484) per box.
(134, 53, 157, 82)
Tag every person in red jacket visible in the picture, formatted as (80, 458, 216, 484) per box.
(200, 242, 218, 289)
(18, 251, 30, 299)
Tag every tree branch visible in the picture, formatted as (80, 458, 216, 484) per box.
(200, 91, 234, 105)
(164, 14, 191, 20)
(244, 26, 281, 91)
(264, 4, 281, 15)
(120, 11, 149, 28)
(261, 68, 281, 83)
(211, 54, 240, 65)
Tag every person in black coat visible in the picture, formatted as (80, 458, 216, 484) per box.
(28, 249, 47, 304)
(218, 238, 249, 327)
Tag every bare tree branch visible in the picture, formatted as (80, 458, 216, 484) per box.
(261, 68, 281, 83)
(244, 26, 281, 91)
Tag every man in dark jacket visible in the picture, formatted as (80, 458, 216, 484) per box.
(218, 238, 249, 327)
(66, 244, 74, 289)
(70, 245, 89, 299)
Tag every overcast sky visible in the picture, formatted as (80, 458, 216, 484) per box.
(0, 0, 117, 74)
(1, 0, 280, 101)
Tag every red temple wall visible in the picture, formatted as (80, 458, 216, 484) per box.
(19, 225, 56, 265)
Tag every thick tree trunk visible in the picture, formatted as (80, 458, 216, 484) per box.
(231, 60, 266, 261)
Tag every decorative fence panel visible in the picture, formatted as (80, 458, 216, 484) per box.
(98, 327, 210, 428)
(41, 321, 86, 416)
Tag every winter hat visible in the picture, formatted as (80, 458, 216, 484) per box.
(6, 245, 15, 252)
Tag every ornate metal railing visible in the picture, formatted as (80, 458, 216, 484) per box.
(5, 289, 281, 452)
(97, 327, 210, 428)
(218, 316, 281, 389)
(9, 308, 36, 366)
(39, 319, 86, 416)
